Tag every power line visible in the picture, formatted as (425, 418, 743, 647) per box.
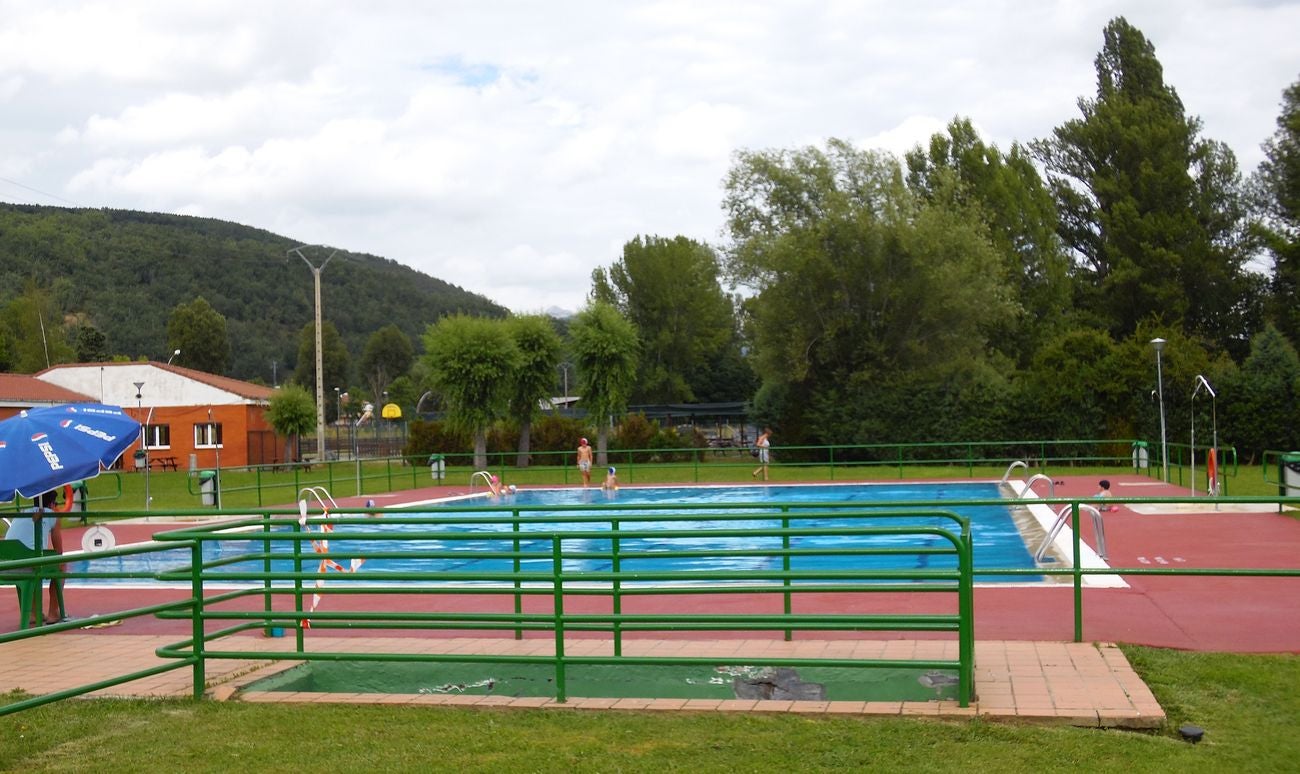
(0, 175, 79, 206)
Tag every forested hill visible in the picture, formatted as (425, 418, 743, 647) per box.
(0, 203, 506, 381)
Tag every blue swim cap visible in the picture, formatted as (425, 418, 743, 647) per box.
(608, 466, 616, 474)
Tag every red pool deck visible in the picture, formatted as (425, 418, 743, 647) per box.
(2, 474, 1296, 725)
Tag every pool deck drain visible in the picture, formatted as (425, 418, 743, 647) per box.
(0, 634, 1163, 728)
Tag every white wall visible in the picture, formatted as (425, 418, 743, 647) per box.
(38, 365, 246, 408)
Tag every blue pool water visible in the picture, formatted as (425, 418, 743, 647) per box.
(70, 483, 1039, 585)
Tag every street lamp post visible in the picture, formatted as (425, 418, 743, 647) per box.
(1151, 338, 1168, 483)
(134, 382, 145, 508)
(140, 349, 181, 511)
(289, 244, 338, 463)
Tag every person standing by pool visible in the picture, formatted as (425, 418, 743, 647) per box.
(576, 437, 593, 487)
(4, 489, 67, 625)
(752, 427, 772, 481)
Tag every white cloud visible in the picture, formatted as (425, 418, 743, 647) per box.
(2, 0, 1298, 316)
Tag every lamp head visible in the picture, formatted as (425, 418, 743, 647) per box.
(1150, 337, 1166, 353)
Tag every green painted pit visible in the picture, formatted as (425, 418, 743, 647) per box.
(243, 660, 960, 702)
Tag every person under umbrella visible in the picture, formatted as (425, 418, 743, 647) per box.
(4, 489, 67, 625)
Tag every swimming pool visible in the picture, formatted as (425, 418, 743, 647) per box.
(69, 482, 1041, 585)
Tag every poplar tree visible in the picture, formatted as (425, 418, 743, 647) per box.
(1034, 17, 1256, 353)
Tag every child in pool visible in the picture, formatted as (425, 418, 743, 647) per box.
(602, 466, 618, 490)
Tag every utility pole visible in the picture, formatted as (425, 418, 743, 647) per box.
(289, 245, 338, 462)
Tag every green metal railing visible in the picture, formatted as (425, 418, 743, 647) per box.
(149, 503, 976, 706)
(0, 532, 195, 717)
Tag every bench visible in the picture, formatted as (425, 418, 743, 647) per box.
(151, 456, 179, 471)
(0, 538, 65, 629)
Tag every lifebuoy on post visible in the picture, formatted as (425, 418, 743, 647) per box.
(54, 484, 75, 513)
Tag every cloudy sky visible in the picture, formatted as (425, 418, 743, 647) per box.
(2, 1, 1297, 315)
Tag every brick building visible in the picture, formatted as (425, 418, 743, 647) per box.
(34, 362, 280, 470)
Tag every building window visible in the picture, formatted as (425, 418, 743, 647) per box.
(144, 424, 171, 449)
(195, 422, 224, 448)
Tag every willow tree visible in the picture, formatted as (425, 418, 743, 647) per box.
(505, 314, 563, 467)
(265, 383, 317, 464)
(568, 302, 638, 465)
(422, 314, 519, 469)
(722, 139, 1016, 445)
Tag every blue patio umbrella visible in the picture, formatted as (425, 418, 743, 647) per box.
(0, 403, 141, 503)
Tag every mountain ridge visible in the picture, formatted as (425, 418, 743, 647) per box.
(0, 202, 508, 381)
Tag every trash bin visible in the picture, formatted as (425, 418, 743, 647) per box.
(199, 469, 220, 507)
(429, 454, 446, 481)
(1132, 441, 1150, 470)
(1282, 452, 1300, 497)
(133, 449, 147, 470)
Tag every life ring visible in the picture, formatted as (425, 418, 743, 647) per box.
(1206, 449, 1218, 492)
(54, 484, 75, 513)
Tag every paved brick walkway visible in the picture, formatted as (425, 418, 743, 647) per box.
(0, 634, 1162, 728)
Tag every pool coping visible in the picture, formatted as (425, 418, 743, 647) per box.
(0, 633, 1164, 729)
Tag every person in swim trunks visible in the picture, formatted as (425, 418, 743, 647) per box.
(577, 437, 593, 487)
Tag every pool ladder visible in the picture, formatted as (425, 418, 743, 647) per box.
(297, 486, 340, 523)
(1035, 503, 1107, 562)
(1001, 461, 1055, 499)
(1002, 462, 1108, 562)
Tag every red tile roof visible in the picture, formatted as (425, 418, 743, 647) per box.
(0, 373, 95, 404)
(154, 363, 276, 401)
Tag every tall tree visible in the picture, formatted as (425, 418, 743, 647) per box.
(568, 302, 639, 464)
(504, 315, 563, 467)
(1033, 17, 1257, 352)
(906, 118, 1071, 364)
(292, 320, 351, 405)
(166, 296, 231, 374)
(422, 315, 519, 469)
(722, 139, 1016, 443)
(359, 324, 415, 405)
(74, 323, 110, 363)
(591, 235, 739, 403)
(1223, 325, 1300, 460)
(1254, 76, 1300, 346)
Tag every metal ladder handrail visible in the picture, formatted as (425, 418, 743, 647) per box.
(1035, 503, 1107, 562)
(1019, 474, 1055, 499)
(1000, 460, 1029, 484)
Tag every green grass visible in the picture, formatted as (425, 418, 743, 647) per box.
(3, 647, 1298, 772)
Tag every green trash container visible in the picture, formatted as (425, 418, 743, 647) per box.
(199, 470, 220, 507)
(429, 454, 446, 481)
(1132, 441, 1150, 471)
(1281, 452, 1300, 497)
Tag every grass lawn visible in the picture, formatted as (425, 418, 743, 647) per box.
(2, 647, 1298, 772)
